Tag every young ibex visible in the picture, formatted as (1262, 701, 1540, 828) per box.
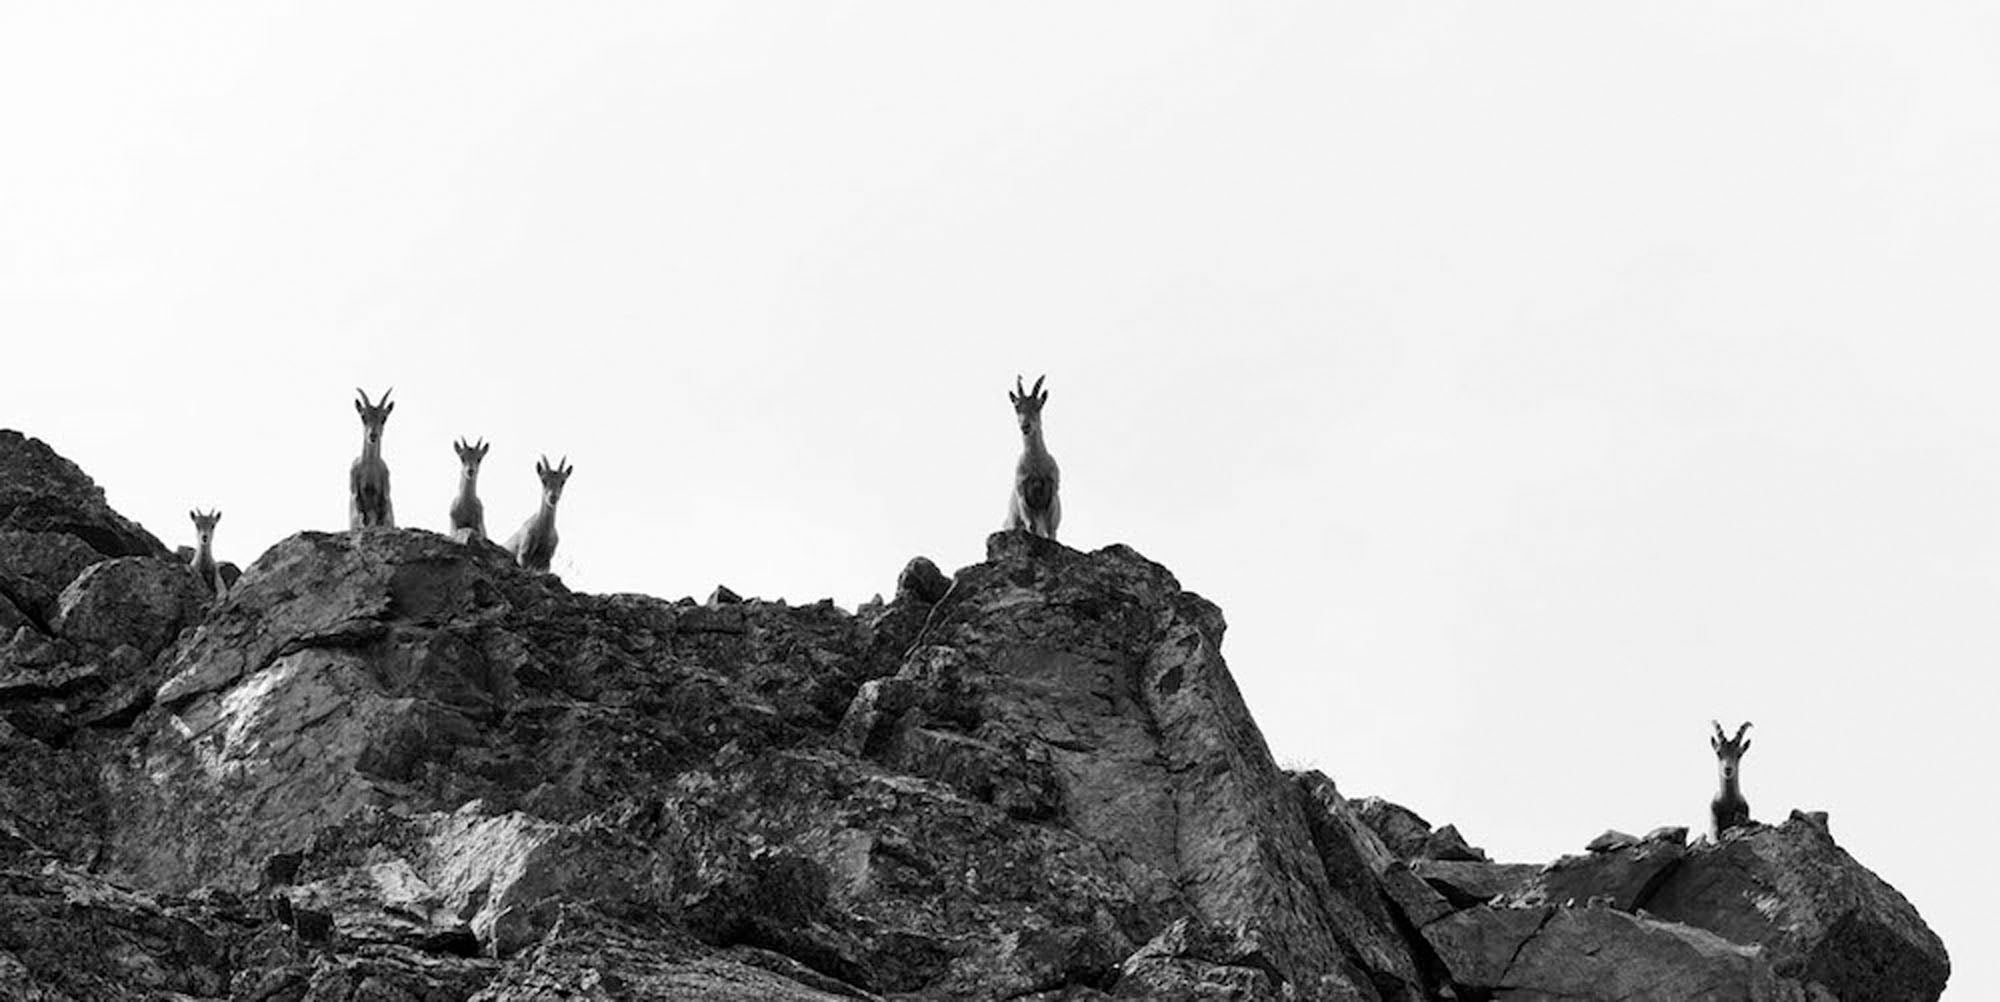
(349, 388, 396, 529)
(506, 455, 573, 572)
(449, 437, 490, 542)
(1005, 374, 1061, 540)
(188, 508, 226, 599)
(1709, 720, 1753, 838)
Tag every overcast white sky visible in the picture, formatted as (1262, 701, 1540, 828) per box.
(4, 4, 1993, 995)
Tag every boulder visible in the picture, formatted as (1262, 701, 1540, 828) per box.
(894, 556, 952, 605)
(1644, 812, 1950, 1002)
(0, 628, 154, 740)
(1587, 828, 1641, 853)
(1426, 905, 1822, 1001)
(0, 430, 167, 560)
(1410, 859, 1541, 908)
(52, 556, 208, 656)
(1498, 836, 1686, 912)
(1350, 797, 1489, 862)
(0, 529, 101, 625)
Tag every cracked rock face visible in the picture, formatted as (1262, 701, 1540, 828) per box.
(0, 432, 1957, 1000)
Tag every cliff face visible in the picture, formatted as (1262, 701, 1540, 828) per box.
(0, 430, 1951, 1001)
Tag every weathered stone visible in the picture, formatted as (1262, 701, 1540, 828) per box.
(0, 722, 104, 867)
(1290, 770, 1438, 999)
(0, 431, 167, 560)
(0, 595, 27, 636)
(0, 864, 234, 1000)
(275, 803, 660, 959)
(663, 747, 1140, 997)
(894, 556, 952, 605)
(1111, 919, 1287, 1001)
(709, 584, 743, 606)
(1430, 905, 1819, 1001)
(856, 532, 1382, 997)
(1646, 825, 1690, 846)
(52, 556, 208, 656)
(1644, 812, 1949, 1002)
(1587, 828, 1640, 853)
(473, 909, 858, 1001)
(1422, 824, 1488, 862)
(1349, 798, 1435, 859)
(111, 530, 871, 894)
(1499, 837, 1686, 912)
(1411, 859, 1541, 908)
(0, 530, 101, 626)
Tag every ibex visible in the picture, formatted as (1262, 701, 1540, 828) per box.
(449, 437, 490, 542)
(349, 388, 395, 529)
(506, 455, 573, 572)
(1005, 374, 1061, 540)
(1709, 720, 1753, 838)
(188, 508, 226, 599)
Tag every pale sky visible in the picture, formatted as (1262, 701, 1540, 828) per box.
(3, 4, 1993, 995)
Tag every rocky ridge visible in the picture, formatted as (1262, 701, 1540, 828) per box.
(0, 430, 1951, 1000)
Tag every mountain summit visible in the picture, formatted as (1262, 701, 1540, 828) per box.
(0, 429, 1949, 1000)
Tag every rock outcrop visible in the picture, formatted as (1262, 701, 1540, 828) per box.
(0, 431, 1955, 1000)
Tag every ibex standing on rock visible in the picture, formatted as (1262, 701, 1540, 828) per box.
(449, 437, 490, 542)
(1710, 720, 1753, 838)
(507, 455, 572, 572)
(188, 508, 226, 599)
(349, 388, 395, 529)
(1005, 374, 1061, 540)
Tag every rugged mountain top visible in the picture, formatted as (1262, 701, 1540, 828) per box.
(0, 431, 1951, 1000)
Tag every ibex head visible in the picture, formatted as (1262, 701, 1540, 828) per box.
(1008, 374, 1049, 435)
(354, 388, 395, 444)
(535, 455, 574, 505)
(1710, 720, 1752, 781)
(454, 437, 490, 473)
(188, 508, 222, 544)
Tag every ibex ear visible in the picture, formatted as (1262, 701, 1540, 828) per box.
(1031, 375, 1046, 397)
(355, 399, 365, 415)
(384, 402, 395, 416)
(189, 509, 197, 522)
(1739, 739, 1751, 754)
(1710, 735, 1721, 751)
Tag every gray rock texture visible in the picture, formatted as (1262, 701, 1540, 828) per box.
(0, 432, 1955, 1000)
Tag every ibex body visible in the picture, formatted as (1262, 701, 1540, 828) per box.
(506, 455, 573, 572)
(1005, 374, 1061, 540)
(1709, 720, 1753, 838)
(349, 388, 396, 529)
(188, 508, 226, 599)
(449, 437, 490, 542)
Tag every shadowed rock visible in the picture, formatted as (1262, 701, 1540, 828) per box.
(1644, 812, 1949, 1002)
